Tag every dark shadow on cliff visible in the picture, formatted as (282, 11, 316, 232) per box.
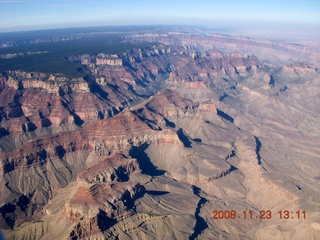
(97, 210, 117, 232)
(129, 143, 165, 176)
(164, 117, 176, 128)
(146, 190, 170, 196)
(193, 138, 202, 143)
(0, 194, 30, 230)
(189, 186, 208, 240)
(254, 136, 262, 165)
(217, 109, 234, 123)
(177, 128, 192, 148)
(0, 127, 9, 138)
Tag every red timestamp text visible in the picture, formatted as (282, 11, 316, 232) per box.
(212, 210, 306, 220)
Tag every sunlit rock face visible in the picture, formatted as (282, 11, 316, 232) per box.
(1, 28, 320, 240)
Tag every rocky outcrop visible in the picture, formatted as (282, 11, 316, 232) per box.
(1, 28, 320, 240)
(96, 54, 123, 66)
(4, 71, 90, 94)
(131, 89, 200, 130)
(198, 99, 217, 113)
(168, 52, 261, 83)
(128, 31, 320, 65)
(63, 154, 143, 238)
(0, 70, 144, 144)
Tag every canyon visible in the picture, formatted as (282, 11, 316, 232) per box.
(0, 27, 319, 240)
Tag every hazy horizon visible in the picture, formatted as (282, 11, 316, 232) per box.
(0, 0, 319, 40)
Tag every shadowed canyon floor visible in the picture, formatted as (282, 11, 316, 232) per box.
(0, 27, 319, 240)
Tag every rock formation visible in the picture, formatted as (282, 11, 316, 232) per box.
(1, 27, 319, 240)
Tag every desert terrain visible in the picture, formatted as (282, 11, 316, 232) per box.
(0, 27, 319, 239)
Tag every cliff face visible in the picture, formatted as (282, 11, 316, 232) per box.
(1, 30, 320, 240)
(0, 71, 139, 153)
(0, 44, 261, 146)
(63, 154, 143, 238)
(96, 54, 123, 66)
(127, 31, 320, 66)
(0, 104, 189, 229)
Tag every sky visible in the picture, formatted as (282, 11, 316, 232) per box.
(0, 0, 319, 38)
